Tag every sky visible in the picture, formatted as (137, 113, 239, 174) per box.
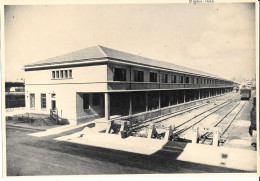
(4, 3, 256, 82)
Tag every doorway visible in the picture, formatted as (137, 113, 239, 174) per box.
(51, 100, 56, 110)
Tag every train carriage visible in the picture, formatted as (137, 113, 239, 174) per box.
(240, 86, 251, 100)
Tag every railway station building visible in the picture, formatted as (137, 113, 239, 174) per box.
(23, 45, 234, 125)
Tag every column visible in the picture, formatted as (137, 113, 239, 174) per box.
(104, 92, 110, 120)
(209, 89, 211, 97)
(176, 90, 179, 105)
(168, 91, 171, 106)
(199, 89, 201, 99)
(158, 91, 161, 109)
(129, 92, 132, 115)
(184, 90, 186, 103)
(145, 92, 148, 112)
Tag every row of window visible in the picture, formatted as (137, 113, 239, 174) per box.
(30, 93, 46, 109)
(113, 68, 232, 85)
(52, 70, 73, 79)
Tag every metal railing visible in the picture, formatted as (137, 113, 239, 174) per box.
(50, 109, 62, 125)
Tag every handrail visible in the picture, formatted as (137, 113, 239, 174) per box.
(50, 108, 62, 125)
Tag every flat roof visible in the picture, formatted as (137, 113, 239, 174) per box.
(24, 45, 232, 82)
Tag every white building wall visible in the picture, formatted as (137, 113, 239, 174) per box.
(24, 64, 108, 125)
(25, 64, 108, 84)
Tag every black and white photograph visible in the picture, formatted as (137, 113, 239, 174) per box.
(1, 0, 259, 178)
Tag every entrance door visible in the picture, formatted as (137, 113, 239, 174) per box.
(51, 100, 56, 110)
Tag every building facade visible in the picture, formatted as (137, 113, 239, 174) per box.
(24, 45, 234, 125)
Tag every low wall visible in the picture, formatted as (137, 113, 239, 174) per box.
(114, 94, 224, 125)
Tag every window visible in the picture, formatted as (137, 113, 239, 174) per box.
(171, 74, 177, 83)
(51, 93, 56, 98)
(113, 68, 126, 81)
(56, 71, 59, 79)
(41, 94, 46, 109)
(60, 70, 64, 78)
(83, 94, 89, 109)
(52, 69, 72, 79)
(196, 78, 199, 84)
(52, 71, 55, 79)
(179, 76, 184, 83)
(69, 70, 72, 78)
(191, 77, 194, 84)
(134, 70, 144, 82)
(185, 77, 190, 84)
(93, 93, 100, 106)
(150, 72, 157, 82)
(30, 94, 35, 108)
(161, 73, 168, 83)
(65, 70, 68, 78)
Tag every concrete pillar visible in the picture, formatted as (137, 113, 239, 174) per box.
(184, 90, 186, 103)
(199, 89, 201, 99)
(168, 91, 171, 106)
(192, 127, 199, 144)
(145, 92, 148, 112)
(104, 92, 110, 120)
(129, 92, 132, 115)
(147, 123, 158, 139)
(213, 128, 219, 147)
(158, 91, 161, 109)
(164, 125, 174, 141)
(176, 90, 179, 105)
(209, 89, 211, 97)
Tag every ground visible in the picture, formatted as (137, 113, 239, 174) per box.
(5, 93, 257, 176)
(6, 126, 247, 176)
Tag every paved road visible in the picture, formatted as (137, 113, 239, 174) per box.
(6, 126, 246, 176)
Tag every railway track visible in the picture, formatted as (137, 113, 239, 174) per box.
(199, 101, 247, 145)
(132, 94, 241, 138)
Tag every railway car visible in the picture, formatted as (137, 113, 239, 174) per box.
(240, 86, 251, 100)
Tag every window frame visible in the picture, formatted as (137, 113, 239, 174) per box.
(134, 70, 144, 82)
(65, 70, 68, 78)
(52, 69, 72, 79)
(185, 76, 190, 84)
(60, 70, 64, 78)
(161, 73, 168, 83)
(179, 76, 184, 83)
(171, 74, 177, 83)
(41, 93, 47, 109)
(149, 72, 157, 82)
(52, 71, 55, 79)
(69, 70, 72, 78)
(56, 71, 59, 79)
(30, 93, 35, 109)
(113, 68, 127, 81)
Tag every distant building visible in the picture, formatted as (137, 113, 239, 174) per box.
(5, 82, 25, 108)
(23, 45, 234, 125)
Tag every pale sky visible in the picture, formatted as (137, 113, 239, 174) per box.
(4, 3, 256, 82)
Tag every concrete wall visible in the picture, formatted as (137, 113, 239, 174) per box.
(25, 64, 108, 85)
(24, 64, 108, 125)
